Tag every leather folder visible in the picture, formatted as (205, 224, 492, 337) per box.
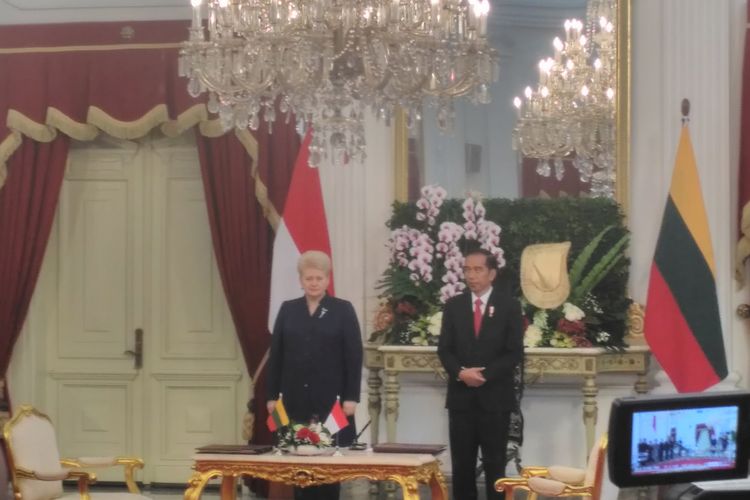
(372, 443, 446, 455)
(196, 444, 273, 454)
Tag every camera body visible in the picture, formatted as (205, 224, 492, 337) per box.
(608, 392, 750, 489)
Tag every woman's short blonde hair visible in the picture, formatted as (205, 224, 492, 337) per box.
(297, 250, 332, 275)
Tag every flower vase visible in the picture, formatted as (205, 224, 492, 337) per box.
(293, 444, 325, 456)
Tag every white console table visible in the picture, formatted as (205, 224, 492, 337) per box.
(365, 345, 651, 454)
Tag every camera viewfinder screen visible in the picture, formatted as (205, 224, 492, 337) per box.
(631, 406, 739, 476)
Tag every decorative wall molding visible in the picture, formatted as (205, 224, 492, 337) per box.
(2, 0, 184, 8)
(0, 0, 190, 24)
(150, 371, 243, 382)
(48, 371, 138, 380)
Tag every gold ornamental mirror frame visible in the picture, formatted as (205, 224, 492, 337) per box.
(394, 0, 631, 216)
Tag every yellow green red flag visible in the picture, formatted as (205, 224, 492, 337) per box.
(266, 397, 289, 432)
(644, 125, 728, 392)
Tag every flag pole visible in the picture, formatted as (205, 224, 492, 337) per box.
(273, 394, 283, 455)
(333, 396, 342, 456)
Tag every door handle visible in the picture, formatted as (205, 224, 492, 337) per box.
(124, 328, 143, 369)
(737, 305, 750, 319)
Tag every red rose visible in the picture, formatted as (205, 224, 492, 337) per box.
(396, 301, 417, 316)
(571, 334, 593, 347)
(296, 428, 311, 440)
(556, 318, 586, 335)
(309, 432, 321, 444)
(522, 316, 530, 330)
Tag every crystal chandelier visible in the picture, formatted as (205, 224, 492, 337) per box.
(180, 0, 498, 166)
(511, 0, 616, 197)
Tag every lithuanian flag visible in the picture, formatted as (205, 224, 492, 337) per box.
(644, 125, 728, 392)
(266, 398, 289, 432)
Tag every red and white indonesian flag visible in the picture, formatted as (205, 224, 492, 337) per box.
(324, 399, 349, 435)
(268, 130, 335, 331)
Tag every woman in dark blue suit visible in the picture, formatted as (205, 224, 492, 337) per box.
(267, 250, 363, 500)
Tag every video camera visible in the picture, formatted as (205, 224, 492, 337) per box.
(608, 391, 750, 490)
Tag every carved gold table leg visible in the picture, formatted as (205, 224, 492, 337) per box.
(185, 470, 222, 500)
(384, 370, 400, 442)
(582, 374, 599, 458)
(429, 469, 448, 500)
(220, 474, 237, 500)
(389, 475, 420, 500)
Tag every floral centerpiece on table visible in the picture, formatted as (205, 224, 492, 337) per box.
(522, 226, 629, 349)
(278, 420, 332, 450)
(371, 185, 504, 346)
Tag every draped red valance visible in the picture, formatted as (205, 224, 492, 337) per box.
(0, 21, 255, 195)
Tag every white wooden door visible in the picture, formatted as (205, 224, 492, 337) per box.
(34, 133, 248, 484)
(144, 135, 247, 483)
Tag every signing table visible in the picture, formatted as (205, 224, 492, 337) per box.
(185, 450, 447, 500)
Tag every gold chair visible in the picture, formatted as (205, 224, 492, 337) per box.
(495, 434, 608, 500)
(3, 405, 148, 500)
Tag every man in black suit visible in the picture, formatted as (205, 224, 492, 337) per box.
(438, 248, 523, 500)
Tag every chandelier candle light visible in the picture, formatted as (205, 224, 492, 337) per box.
(181, 0, 498, 166)
(512, 3, 617, 198)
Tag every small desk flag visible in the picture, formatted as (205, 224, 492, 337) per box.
(324, 399, 349, 435)
(266, 398, 290, 432)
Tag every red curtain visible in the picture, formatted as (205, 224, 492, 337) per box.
(197, 124, 298, 499)
(737, 2, 750, 280)
(0, 21, 295, 421)
(197, 124, 299, 448)
(0, 22, 200, 147)
(0, 136, 70, 389)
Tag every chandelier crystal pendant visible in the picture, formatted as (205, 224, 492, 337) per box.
(511, 0, 616, 198)
(180, 0, 498, 167)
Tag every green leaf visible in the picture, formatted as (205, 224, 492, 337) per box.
(571, 234, 629, 302)
(568, 225, 614, 289)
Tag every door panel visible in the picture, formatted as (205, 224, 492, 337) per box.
(53, 375, 138, 457)
(48, 143, 143, 482)
(146, 140, 246, 483)
(160, 175, 235, 359)
(150, 375, 241, 481)
(58, 179, 130, 359)
(34, 135, 249, 485)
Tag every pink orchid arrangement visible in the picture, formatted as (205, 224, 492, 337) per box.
(375, 185, 504, 346)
